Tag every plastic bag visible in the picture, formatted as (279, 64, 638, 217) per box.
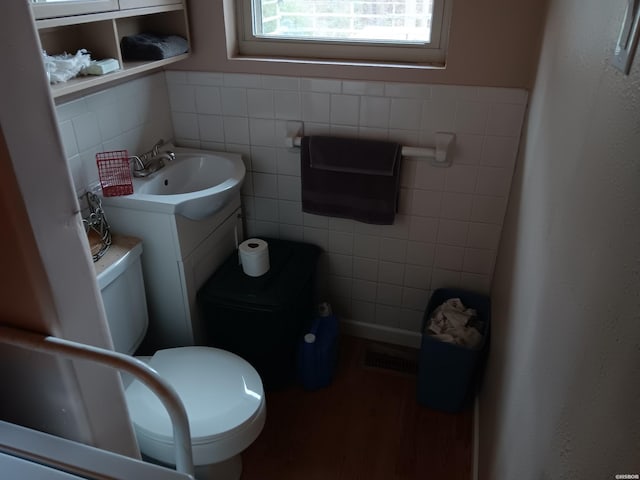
(42, 49, 92, 84)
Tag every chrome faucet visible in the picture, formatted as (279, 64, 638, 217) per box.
(130, 140, 176, 177)
(154, 150, 176, 163)
(130, 155, 150, 178)
(147, 139, 175, 162)
(130, 155, 145, 170)
(150, 139, 164, 157)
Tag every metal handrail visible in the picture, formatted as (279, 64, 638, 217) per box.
(0, 324, 195, 478)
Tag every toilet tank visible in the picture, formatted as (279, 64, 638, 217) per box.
(95, 238, 148, 355)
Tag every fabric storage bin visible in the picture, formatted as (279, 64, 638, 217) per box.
(197, 238, 320, 390)
(417, 288, 491, 412)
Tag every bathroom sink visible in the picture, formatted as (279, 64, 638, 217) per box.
(100, 146, 245, 221)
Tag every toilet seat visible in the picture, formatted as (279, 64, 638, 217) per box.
(125, 346, 266, 466)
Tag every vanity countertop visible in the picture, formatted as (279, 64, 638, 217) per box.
(93, 235, 141, 278)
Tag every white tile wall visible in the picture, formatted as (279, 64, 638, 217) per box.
(57, 70, 526, 337)
(186, 72, 522, 330)
(265, 80, 519, 328)
(56, 72, 173, 193)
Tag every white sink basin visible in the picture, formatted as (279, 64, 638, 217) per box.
(100, 146, 245, 221)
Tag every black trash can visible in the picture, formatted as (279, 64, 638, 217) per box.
(417, 288, 491, 412)
(197, 238, 321, 390)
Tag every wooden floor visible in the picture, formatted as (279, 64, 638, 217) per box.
(242, 336, 473, 480)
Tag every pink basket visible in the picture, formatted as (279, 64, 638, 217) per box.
(96, 150, 133, 197)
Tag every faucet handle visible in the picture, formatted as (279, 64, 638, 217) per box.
(152, 139, 165, 156)
(129, 155, 146, 171)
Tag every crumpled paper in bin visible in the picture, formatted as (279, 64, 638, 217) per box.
(426, 298, 484, 348)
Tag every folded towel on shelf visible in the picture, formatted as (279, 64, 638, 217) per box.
(120, 33, 188, 61)
(301, 136, 402, 225)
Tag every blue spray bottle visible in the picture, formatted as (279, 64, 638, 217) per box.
(297, 302, 339, 390)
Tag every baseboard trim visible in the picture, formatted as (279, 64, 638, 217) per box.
(340, 319, 422, 349)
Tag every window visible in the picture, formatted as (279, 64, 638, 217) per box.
(235, 0, 451, 66)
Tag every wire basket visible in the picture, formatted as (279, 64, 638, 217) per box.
(96, 150, 133, 196)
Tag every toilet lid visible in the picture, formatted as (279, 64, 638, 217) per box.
(125, 347, 264, 446)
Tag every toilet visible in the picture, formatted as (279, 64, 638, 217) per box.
(95, 238, 266, 480)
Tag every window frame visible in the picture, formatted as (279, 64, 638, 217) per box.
(234, 0, 452, 66)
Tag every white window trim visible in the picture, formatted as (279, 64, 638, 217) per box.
(233, 0, 452, 67)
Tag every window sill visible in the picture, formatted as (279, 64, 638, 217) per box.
(227, 53, 446, 71)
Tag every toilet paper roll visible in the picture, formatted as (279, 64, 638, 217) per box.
(239, 238, 270, 277)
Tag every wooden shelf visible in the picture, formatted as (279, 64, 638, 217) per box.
(48, 53, 189, 98)
(35, 4, 186, 28)
(35, 2, 190, 100)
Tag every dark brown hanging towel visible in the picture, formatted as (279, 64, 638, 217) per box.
(300, 135, 402, 224)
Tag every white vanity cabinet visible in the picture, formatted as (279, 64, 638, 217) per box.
(103, 197, 244, 349)
(33, 0, 190, 99)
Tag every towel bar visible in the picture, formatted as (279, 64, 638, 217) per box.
(285, 132, 455, 167)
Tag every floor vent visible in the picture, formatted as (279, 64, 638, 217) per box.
(363, 343, 419, 375)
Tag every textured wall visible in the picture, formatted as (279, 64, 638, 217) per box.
(179, 0, 547, 88)
(480, 0, 640, 478)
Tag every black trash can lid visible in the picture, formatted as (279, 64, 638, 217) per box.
(197, 238, 321, 309)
